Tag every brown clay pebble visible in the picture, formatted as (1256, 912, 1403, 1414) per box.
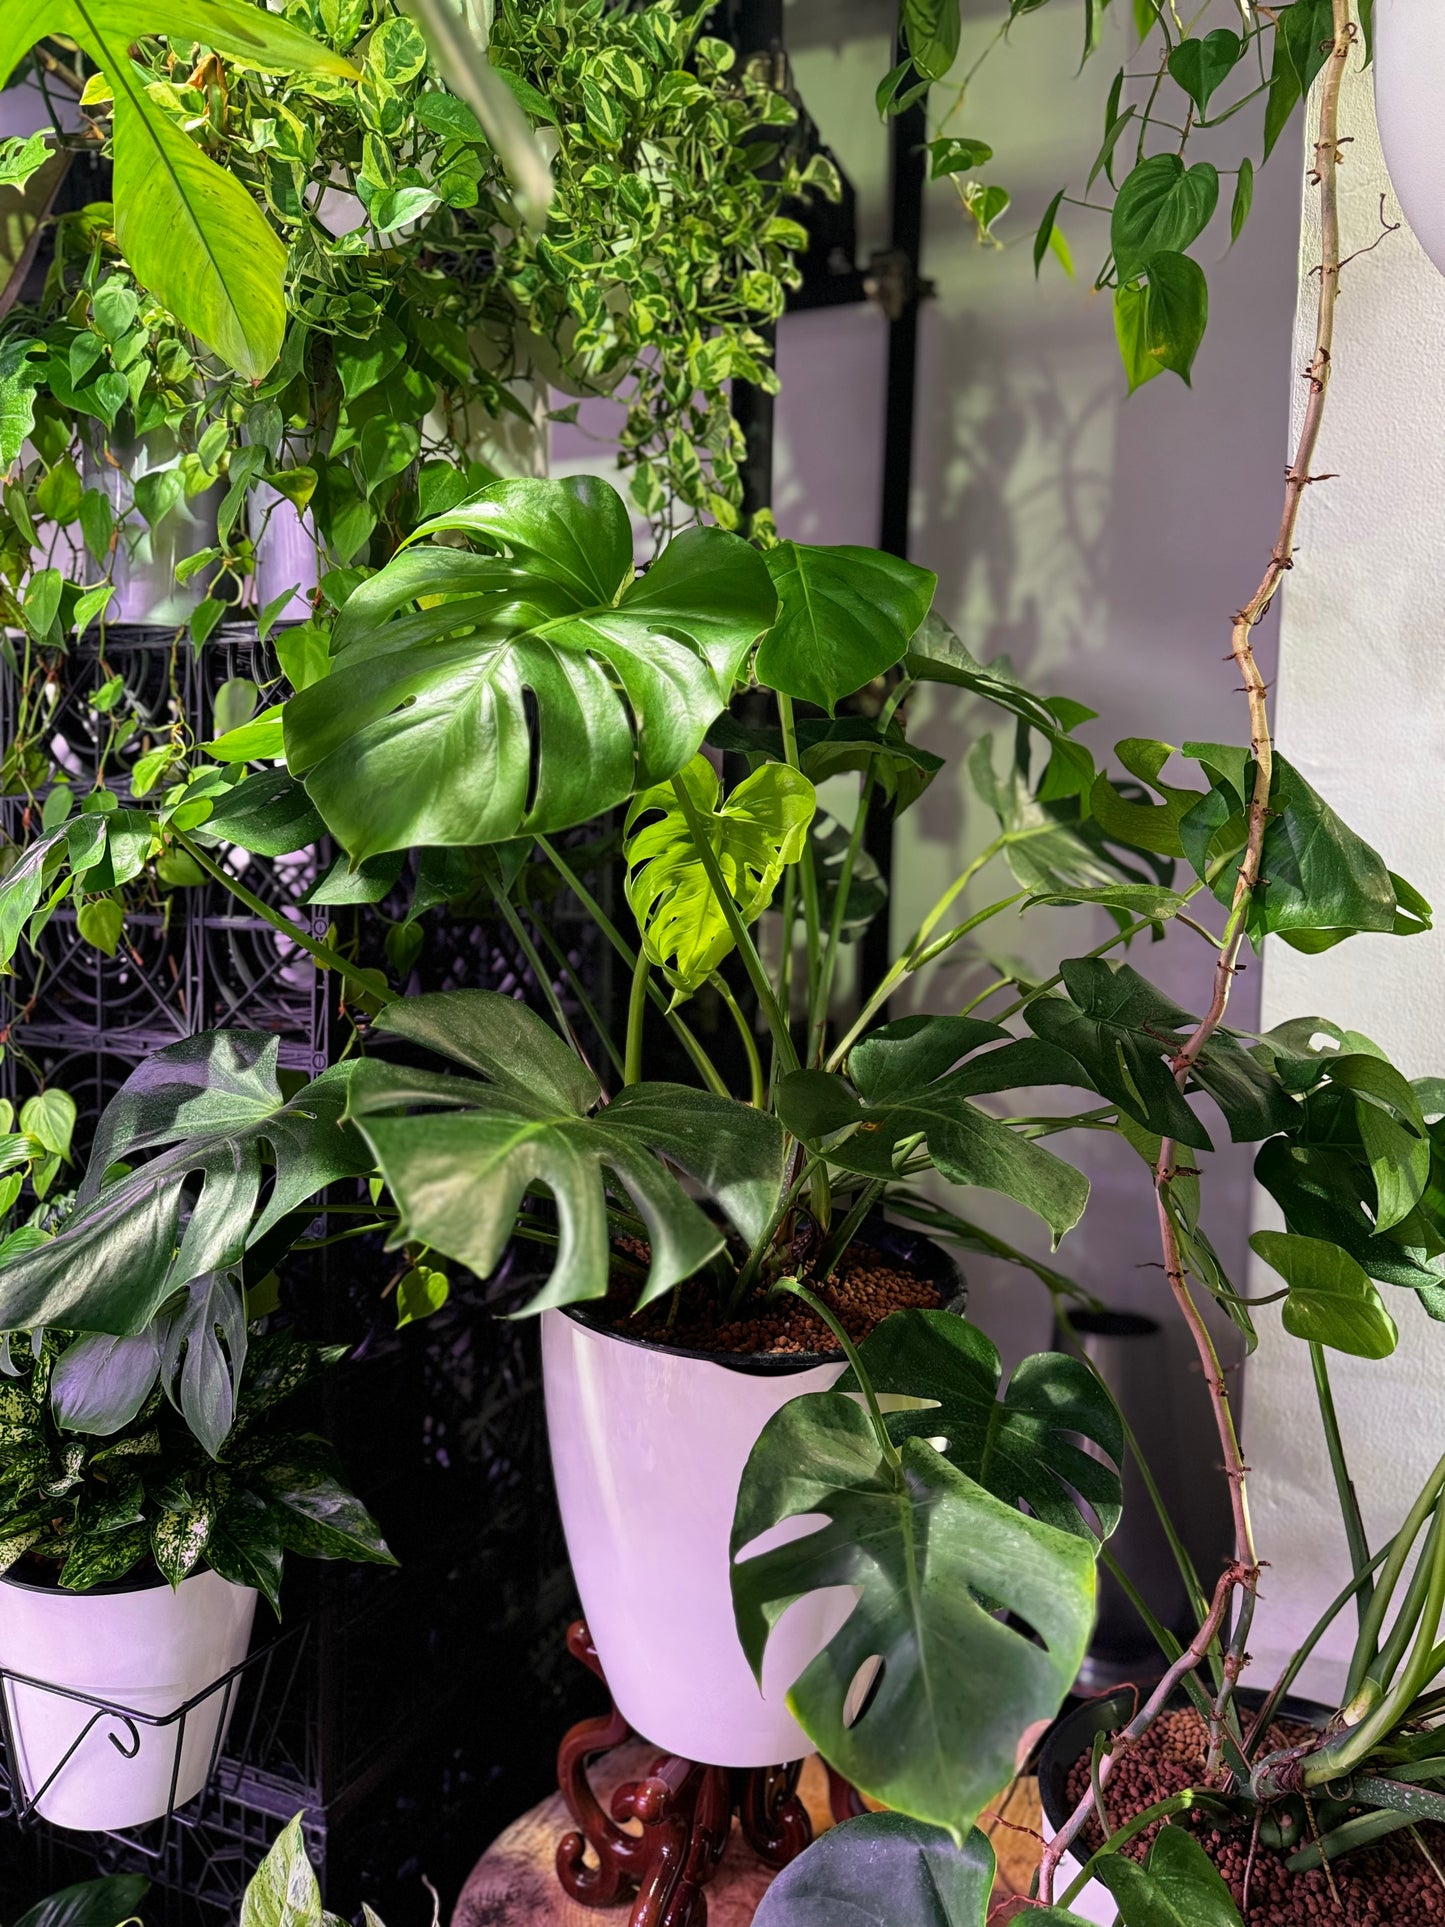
(1064, 1706, 1445, 1924)
(597, 1239, 943, 1356)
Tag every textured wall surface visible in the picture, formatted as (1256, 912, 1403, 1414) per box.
(1245, 51, 1445, 1703)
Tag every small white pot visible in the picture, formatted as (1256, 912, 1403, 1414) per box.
(1375, 0, 1445, 276)
(82, 432, 223, 627)
(0, 1567, 258, 1832)
(542, 1308, 849, 1767)
(250, 482, 320, 624)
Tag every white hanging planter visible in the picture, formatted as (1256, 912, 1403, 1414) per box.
(1374, 0, 1445, 276)
(543, 1307, 849, 1767)
(0, 1566, 257, 1832)
(250, 481, 320, 625)
(83, 432, 224, 628)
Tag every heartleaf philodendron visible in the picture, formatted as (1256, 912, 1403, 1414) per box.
(755, 540, 936, 712)
(284, 477, 778, 859)
(625, 754, 815, 999)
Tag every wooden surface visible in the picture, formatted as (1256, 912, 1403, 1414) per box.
(452, 1746, 1044, 1925)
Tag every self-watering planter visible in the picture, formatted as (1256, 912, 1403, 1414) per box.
(0, 1566, 258, 1833)
(543, 1224, 961, 1769)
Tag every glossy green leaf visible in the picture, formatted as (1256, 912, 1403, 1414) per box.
(624, 755, 815, 999)
(345, 991, 787, 1314)
(901, 0, 961, 81)
(1097, 1822, 1244, 1927)
(75, 896, 123, 957)
(755, 541, 935, 713)
(841, 1309, 1123, 1542)
(404, 0, 554, 227)
(285, 478, 776, 860)
(778, 1016, 1093, 1245)
(1167, 31, 1244, 114)
(930, 137, 992, 179)
(50, 1329, 162, 1436)
(1255, 1136, 1445, 1300)
(0, 1034, 369, 1336)
(1115, 252, 1208, 392)
(1111, 155, 1219, 280)
(1252, 1231, 1400, 1360)
(193, 771, 326, 858)
(239, 1813, 325, 1927)
(754, 1817, 1006, 1927)
(711, 713, 943, 813)
(731, 1397, 1094, 1843)
(1025, 959, 1296, 1151)
(206, 1489, 285, 1613)
(1230, 159, 1254, 245)
(13, 1874, 151, 1927)
(254, 1434, 395, 1565)
(1264, 0, 1335, 160)
(21, 1087, 75, 1159)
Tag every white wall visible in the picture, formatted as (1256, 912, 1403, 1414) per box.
(1245, 53, 1445, 1704)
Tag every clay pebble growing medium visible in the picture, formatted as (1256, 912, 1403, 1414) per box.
(1064, 1708, 1445, 1923)
(598, 1241, 944, 1355)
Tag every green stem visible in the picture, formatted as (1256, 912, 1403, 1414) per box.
(534, 835, 731, 1099)
(1345, 1451, 1445, 1706)
(491, 886, 595, 1077)
(728, 1154, 819, 1315)
(1311, 1342, 1373, 1633)
(1370, 1503, 1445, 1694)
(712, 972, 763, 1108)
(525, 902, 626, 1080)
(624, 947, 650, 1086)
(669, 773, 799, 1077)
(779, 694, 823, 1033)
(809, 769, 874, 1066)
(814, 1181, 884, 1283)
(777, 1275, 901, 1482)
(1244, 1543, 1393, 1759)
(174, 830, 395, 1007)
(1058, 1791, 1230, 1910)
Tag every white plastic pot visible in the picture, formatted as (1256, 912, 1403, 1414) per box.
(542, 1308, 850, 1767)
(1375, 0, 1445, 276)
(82, 432, 223, 627)
(0, 1567, 257, 1832)
(250, 482, 320, 624)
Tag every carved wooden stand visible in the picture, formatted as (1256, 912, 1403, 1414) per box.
(555, 1621, 861, 1927)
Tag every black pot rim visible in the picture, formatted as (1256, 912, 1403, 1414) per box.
(0, 1561, 175, 1600)
(559, 1213, 965, 1377)
(1037, 1682, 1335, 1839)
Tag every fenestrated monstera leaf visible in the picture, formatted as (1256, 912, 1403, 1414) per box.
(840, 1309, 1123, 1542)
(283, 477, 778, 861)
(345, 990, 787, 1313)
(624, 754, 815, 999)
(0, 1034, 371, 1336)
(1025, 958, 1298, 1152)
(754, 541, 936, 713)
(731, 1396, 1095, 1843)
(778, 1015, 1094, 1246)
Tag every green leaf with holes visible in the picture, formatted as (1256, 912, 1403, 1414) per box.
(839, 1309, 1123, 1542)
(284, 478, 776, 861)
(344, 990, 787, 1314)
(731, 1395, 1094, 1844)
(777, 1016, 1093, 1245)
(624, 754, 815, 1000)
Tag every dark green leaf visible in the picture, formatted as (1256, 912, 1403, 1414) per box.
(257, 1437, 395, 1566)
(901, 0, 961, 81)
(206, 1489, 285, 1615)
(285, 478, 776, 859)
(1230, 159, 1254, 245)
(930, 137, 993, 179)
(1097, 1822, 1244, 1927)
(1111, 155, 1219, 280)
(1264, 0, 1335, 161)
(753, 1816, 1001, 1927)
(13, 1874, 151, 1927)
(346, 991, 787, 1313)
(756, 542, 936, 713)
(842, 1309, 1123, 1541)
(195, 771, 326, 857)
(1035, 187, 1068, 277)
(731, 1398, 1095, 1842)
(59, 1523, 149, 1591)
(50, 1330, 161, 1435)
(1167, 31, 1244, 114)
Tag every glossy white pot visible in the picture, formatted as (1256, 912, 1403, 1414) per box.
(0, 1567, 257, 1831)
(83, 432, 223, 626)
(1375, 0, 1445, 276)
(250, 483, 319, 624)
(542, 1308, 849, 1766)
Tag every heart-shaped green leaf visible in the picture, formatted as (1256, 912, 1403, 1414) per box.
(731, 1397, 1095, 1843)
(1115, 251, 1209, 391)
(345, 991, 787, 1313)
(901, 0, 961, 81)
(285, 478, 777, 860)
(624, 754, 815, 999)
(755, 1817, 1008, 1927)
(13, 1873, 153, 1927)
(840, 1309, 1123, 1542)
(1111, 155, 1219, 280)
(1251, 1230, 1399, 1360)
(1167, 30, 1244, 114)
(756, 541, 936, 713)
(1097, 1822, 1244, 1927)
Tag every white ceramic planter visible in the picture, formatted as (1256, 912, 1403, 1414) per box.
(83, 433, 223, 626)
(1375, 0, 1445, 277)
(0, 1567, 257, 1832)
(250, 483, 320, 623)
(543, 1309, 851, 1766)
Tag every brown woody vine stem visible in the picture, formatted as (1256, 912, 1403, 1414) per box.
(1038, 3, 1357, 1900)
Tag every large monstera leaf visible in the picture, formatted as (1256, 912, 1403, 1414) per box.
(840, 1310, 1123, 1542)
(283, 478, 778, 862)
(731, 1393, 1095, 1844)
(0, 1034, 370, 1336)
(345, 991, 787, 1314)
(624, 754, 816, 999)
(0, 2, 357, 376)
(778, 1015, 1094, 1246)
